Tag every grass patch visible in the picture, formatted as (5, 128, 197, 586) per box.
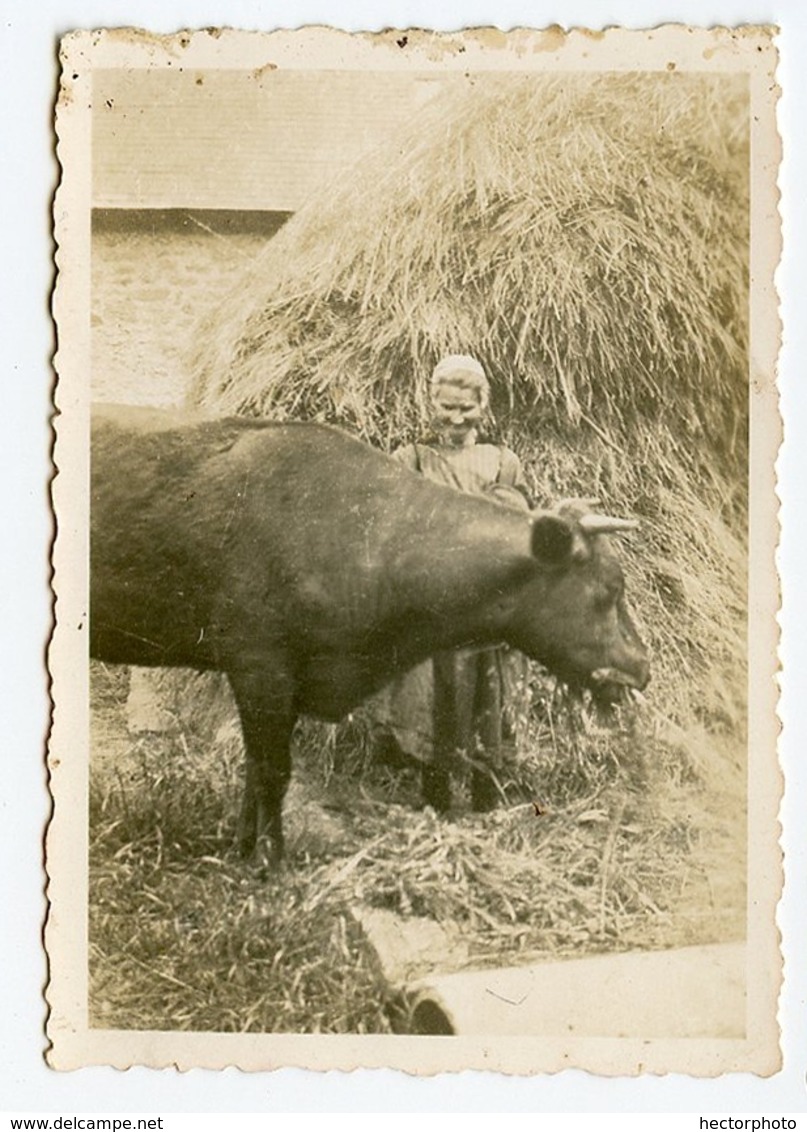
(90, 858, 392, 1033)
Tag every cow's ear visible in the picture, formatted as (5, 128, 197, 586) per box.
(530, 514, 574, 564)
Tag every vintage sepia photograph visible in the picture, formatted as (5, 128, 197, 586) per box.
(47, 25, 781, 1076)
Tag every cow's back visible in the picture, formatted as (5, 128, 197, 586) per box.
(89, 406, 421, 676)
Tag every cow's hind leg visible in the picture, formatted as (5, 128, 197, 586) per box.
(228, 669, 296, 864)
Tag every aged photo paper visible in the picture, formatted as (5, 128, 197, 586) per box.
(48, 25, 781, 1076)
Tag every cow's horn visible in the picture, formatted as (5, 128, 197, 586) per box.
(579, 515, 639, 535)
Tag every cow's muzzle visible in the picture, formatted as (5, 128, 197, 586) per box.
(589, 665, 650, 705)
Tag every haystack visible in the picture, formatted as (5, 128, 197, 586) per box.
(189, 72, 748, 471)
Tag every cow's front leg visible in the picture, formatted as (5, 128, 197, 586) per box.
(424, 651, 458, 812)
(228, 668, 296, 865)
(470, 647, 504, 812)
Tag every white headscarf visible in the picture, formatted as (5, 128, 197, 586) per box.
(430, 355, 490, 409)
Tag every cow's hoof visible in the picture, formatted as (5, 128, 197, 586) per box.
(251, 833, 283, 874)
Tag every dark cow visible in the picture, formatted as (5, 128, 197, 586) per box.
(91, 405, 649, 861)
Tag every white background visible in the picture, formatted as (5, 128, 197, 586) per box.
(2, 0, 805, 1115)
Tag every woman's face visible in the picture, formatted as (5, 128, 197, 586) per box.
(431, 380, 484, 447)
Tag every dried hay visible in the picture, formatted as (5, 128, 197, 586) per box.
(189, 71, 748, 470)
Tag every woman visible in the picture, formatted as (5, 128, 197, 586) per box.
(381, 354, 531, 812)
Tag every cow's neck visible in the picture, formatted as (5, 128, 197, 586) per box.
(298, 492, 542, 718)
(378, 503, 537, 665)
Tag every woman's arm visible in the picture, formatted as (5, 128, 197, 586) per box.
(488, 447, 531, 510)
